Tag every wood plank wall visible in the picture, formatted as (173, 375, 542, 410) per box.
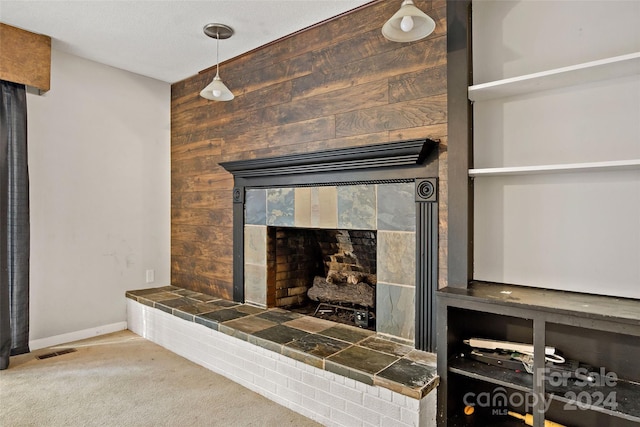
(171, 0, 449, 299)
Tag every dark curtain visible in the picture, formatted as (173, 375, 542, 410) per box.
(0, 80, 30, 370)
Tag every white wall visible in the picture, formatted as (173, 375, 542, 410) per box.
(26, 49, 171, 342)
(472, 1, 640, 298)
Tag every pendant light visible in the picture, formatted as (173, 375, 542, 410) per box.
(200, 23, 234, 101)
(382, 0, 436, 43)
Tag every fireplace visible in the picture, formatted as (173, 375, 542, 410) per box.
(259, 227, 378, 330)
(222, 139, 439, 350)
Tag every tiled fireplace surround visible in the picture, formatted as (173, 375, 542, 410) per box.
(244, 183, 417, 341)
(128, 141, 439, 426)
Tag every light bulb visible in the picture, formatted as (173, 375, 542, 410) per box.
(212, 90, 222, 97)
(400, 15, 414, 32)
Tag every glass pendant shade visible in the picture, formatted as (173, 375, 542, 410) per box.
(382, 0, 436, 43)
(200, 74, 234, 101)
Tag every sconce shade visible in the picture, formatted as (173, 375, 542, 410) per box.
(200, 75, 234, 101)
(382, 0, 436, 42)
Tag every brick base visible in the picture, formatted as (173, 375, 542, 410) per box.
(127, 299, 436, 426)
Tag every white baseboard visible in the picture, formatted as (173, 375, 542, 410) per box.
(29, 321, 128, 350)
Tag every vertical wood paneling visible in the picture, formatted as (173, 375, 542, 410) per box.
(171, 0, 449, 297)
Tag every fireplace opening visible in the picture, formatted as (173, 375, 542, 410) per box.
(267, 227, 377, 330)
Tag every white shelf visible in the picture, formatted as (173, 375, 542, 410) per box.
(468, 52, 640, 101)
(469, 159, 640, 177)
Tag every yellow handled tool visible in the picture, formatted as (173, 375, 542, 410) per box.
(508, 411, 566, 427)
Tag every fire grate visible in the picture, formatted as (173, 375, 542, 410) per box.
(36, 348, 77, 360)
(313, 302, 374, 329)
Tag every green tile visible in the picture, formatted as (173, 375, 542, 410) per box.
(175, 301, 230, 315)
(139, 297, 155, 307)
(218, 324, 250, 342)
(359, 336, 413, 357)
(324, 360, 374, 385)
(235, 304, 267, 316)
(256, 309, 303, 324)
(201, 308, 249, 323)
(248, 334, 283, 354)
(284, 316, 336, 333)
(375, 358, 438, 399)
(155, 297, 195, 310)
(174, 310, 195, 322)
(126, 286, 175, 297)
(404, 349, 437, 367)
(194, 315, 218, 331)
(319, 324, 374, 344)
(251, 324, 309, 345)
(223, 315, 277, 334)
(185, 293, 219, 303)
(326, 345, 398, 375)
(207, 299, 240, 308)
(284, 333, 351, 358)
(141, 291, 183, 302)
(281, 346, 324, 369)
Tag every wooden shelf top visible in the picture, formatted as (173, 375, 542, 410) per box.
(438, 281, 640, 328)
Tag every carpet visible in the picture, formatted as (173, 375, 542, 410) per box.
(0, 330, 322, 427)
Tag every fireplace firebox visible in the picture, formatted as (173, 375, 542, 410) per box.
(265, 227, 378, 330)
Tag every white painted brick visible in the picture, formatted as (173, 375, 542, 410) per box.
(378, 387, 393, 402)
(302, 396, 332, 419)
(419, 391, 437, 427)
(234, 365, 255, 385)
(401, 406, 420, 426)
(380, 416, 412, 427)
(345, 401, 382, 426)
(253, 377, 278, 395)
(253, 357, 275, 377)
(332, 373, 345, 385)
(330, 381, 364, 405)
(275, 384, 303, 406)
(363, 394, 401, 420)
(356, 380, 379, 397)
(315, 389, 347, 412)
(405, 396, 420, 411)
(344, 377, 357, 389)
(308, 414, 332, 427)
(276, 359, 303, 382)
(302, 371, 331, 392)
(331, 407, 364, 427)
(242, 358, 265, 378)
(392, 392, 407, 407)
(264, 367, 288, 387)
(288, 378, 317, 398)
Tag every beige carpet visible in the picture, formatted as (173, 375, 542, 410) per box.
(0, 330, 322, 427)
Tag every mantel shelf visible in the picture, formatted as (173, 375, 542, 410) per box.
(468, 52, 640, 101)
(469, 159, 640, 177)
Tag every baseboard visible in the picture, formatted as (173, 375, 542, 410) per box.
(29, 321, 128, 350)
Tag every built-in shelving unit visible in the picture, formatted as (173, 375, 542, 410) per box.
(437, 282, 640, 427)
(469, 159, 640, 177)
(468, 52, 640, 102)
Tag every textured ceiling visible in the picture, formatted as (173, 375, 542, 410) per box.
(0, 0, 373, 83)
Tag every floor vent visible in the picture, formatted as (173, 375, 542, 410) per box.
(36, 348, 77, 360)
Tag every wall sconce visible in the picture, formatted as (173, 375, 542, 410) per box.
(382, 0, 436, 43)
(200, 23, 234, 101)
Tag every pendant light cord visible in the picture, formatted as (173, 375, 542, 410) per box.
(215, 31, 220, 78)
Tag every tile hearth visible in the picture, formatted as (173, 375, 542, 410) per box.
(126, 286, 437, 400)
